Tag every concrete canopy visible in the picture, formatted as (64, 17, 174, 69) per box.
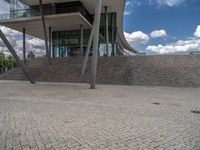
(0, 12, 92, 40)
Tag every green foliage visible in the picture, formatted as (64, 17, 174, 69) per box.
(0, 51, 17, 73)
(27, 51, 35, 59)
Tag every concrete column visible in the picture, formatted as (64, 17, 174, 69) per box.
(90, 0, 102, 89)
(81, 23, 95, 76)
(111, 14, 115, 56)
(39, 0, 50, 63)
(49, 27, 52, 58)
(80, 24, 84, 58)
(23, 28, 26, 64)
(105, 6, 109, 56)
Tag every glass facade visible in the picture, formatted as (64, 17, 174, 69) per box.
(52, 13, 117, 57)
(9, 0, 31, 19)
(1, 1, 93, 22)
(30, 1, 93, 23)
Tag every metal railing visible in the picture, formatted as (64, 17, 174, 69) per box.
(0, 64, 15, 75)
(0, 5, 93, 23)
(0, 9, 40, 21)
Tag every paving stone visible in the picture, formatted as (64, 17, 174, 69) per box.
(0, 81, 200, 149)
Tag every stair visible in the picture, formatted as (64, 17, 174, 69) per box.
(0, 57, 129, 85)
(1, 55, 200, 87)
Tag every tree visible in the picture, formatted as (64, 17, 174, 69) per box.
(0, 52, 17, 74)
(0, 51, 4, 70)
(27, 51, 35, 59)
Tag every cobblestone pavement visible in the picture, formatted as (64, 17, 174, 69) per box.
(0, 80, 200, 150)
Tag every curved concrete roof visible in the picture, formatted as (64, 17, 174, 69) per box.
(117, 0, 137, 53)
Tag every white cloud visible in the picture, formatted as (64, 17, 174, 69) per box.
(0, 0, 9, 14)
(124, 11, 132, 15)
(126, 1, 132, 6)
(124, 31, 150, 46)
(0, 26, 45, 58)
(149, 0, 185, 7)
(0, 26, 20, 47)
(124, 1, 133, 15)
(150, 29, 167, 38)
(194, 25, 200, 38)
(146, 38, 200, 54)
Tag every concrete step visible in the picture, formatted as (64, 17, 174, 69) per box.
(1, 56, 200, 87)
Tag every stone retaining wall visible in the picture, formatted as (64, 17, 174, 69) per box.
(1, 55, 200, 87)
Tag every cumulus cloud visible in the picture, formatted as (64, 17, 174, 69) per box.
(124, 31, 150, 46)
(0, 26, 20, 48)
(149, 0, 185, 7)
(124, 11, 132, 15)
(126, 1, 132, 6)
(194, 25, 200, 38)
(146, 38, 200, 54)
(0, 0, 9, 14)
(146, 25, 200, 54)
(0, 26, 45, 58)
(150, 29, 167, 38)
(125, 1, 134, 15)
(14, 38, 45, 57)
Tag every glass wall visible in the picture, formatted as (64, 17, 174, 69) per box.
(31, 1, 93, 23)
(10, 0, 30, 19)
(52, 13, 117, 57)
(52, 29, 91, 57)
(99, 13, 117, 56)
(1, 1, 92, 22)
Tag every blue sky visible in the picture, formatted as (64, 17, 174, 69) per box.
(0, 0, 200, 56)
(124, 0, 200, 54)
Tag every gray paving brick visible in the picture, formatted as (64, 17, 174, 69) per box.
(0, 81, 200, 149)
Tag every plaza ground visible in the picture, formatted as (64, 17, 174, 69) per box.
(0, 80, 200, 150)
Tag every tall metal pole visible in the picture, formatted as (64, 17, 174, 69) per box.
(0, 29, 35, 83)
(105, 6, 109, 56)
(39, 0, 50, 63)
(90, 0, 102, 89)
(23, 28, 26, 64)
(49, 26, 52, 58)
(1, 47, 3, 74)
(80, 24, 84, 59)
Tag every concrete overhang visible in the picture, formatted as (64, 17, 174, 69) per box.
(21, 0, 123, 14)
(0, 12, 92, 39)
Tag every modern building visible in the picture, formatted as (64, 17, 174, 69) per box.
(0, 0, 137, 87)
(0, 0, 136, 57)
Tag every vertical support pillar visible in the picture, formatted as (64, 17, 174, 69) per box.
(81, 23, 95, 76)
(23, 28, 26, 64)
(105, 6, 109, 56)
(49, 27, 52, 58)
(39, 0, 50, 63)
(111, 14, 115, 56)
(90, 0, 102, 89)
(80, 24, 84, 58)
